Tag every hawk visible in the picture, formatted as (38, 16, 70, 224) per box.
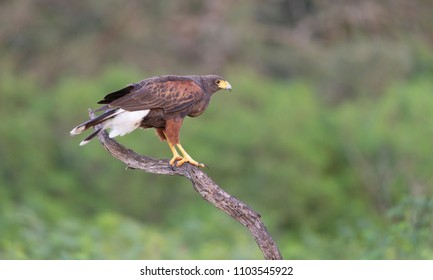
(70, 75, 232, 167)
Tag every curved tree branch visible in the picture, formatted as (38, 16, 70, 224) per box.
(91, 112, 282, 259)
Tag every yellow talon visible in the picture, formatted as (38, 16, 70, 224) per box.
(169, 155, 183, 166)
(165, 138, 205, 168)
(176, 155, 205, 167)
(167, 140, 183, 167)
(176, 144, 205, 167)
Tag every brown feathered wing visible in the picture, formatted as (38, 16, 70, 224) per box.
(98, 77, 205, 114)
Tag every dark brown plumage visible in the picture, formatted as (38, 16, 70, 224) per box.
(70, 75, 232, 167)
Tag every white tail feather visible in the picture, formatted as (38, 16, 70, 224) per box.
(79, 139, 90, 146)
(104, 110, 150, 138)
(70, 125, 85, 135)
(71, 109, 150, 145)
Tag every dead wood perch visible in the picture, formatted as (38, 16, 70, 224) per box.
(91, 113, 282, 260)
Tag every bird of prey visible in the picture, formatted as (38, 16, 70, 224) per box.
(70, 75, 232, 167)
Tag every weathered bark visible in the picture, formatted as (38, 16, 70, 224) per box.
(92, 112, 283, 259)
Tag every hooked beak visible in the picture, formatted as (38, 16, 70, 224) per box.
(218, 80, 232, 92)
(226, 82, 232, 92)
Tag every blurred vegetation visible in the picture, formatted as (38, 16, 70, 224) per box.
(1, 0, 433, 259)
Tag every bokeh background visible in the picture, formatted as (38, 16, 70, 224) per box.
(1, 0, 433, 259)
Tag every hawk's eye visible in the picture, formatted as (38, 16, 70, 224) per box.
(216, 80, 221, 85)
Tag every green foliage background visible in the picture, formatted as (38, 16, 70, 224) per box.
(1, 0, 433, 259)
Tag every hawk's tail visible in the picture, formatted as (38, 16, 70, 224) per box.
(78, 128, 102, 146)
(70, 108, 119, 146)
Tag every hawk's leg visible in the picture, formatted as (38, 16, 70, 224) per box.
(163, 118, 204, 168)
(156, 128, 182, 166)
(167, 140, 183, 167)
(176, 144, 205, 168)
